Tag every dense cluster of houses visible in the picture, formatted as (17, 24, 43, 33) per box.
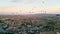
(0, 16, 60, 34)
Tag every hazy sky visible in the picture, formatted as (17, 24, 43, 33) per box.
(0, 0, 60, 14)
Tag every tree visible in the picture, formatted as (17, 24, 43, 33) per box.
(43, 17, 57, 32)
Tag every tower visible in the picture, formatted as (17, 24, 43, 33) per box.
(41, 0, 47, 14)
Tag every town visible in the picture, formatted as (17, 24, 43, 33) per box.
(0, 15, 60, 34)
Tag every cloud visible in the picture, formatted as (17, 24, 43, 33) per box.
(8, 0, 22, 2)
(8, 0, 39, 3)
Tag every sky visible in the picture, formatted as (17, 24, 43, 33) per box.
(0, 0, 60, 14)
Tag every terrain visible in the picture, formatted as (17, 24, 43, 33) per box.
(0, 14, 60, 34)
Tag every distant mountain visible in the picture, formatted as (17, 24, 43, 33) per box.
(33, 14, 56, 16)
(56, 14, 60, 16)
(19, 14, 57, 16)
(0, 14, 60, 17)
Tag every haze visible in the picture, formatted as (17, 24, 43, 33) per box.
(0, 0, 60, 15)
